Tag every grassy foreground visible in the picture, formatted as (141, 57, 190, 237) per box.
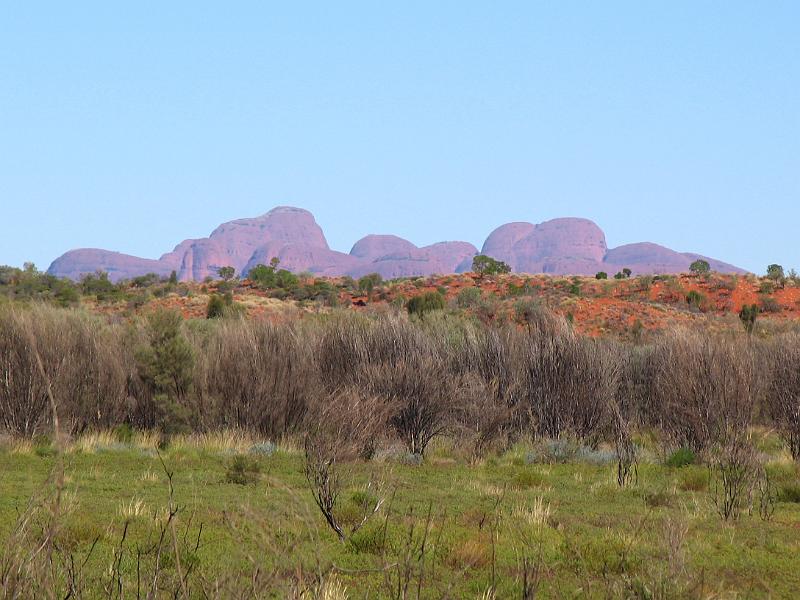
(1, 433, 799, 598)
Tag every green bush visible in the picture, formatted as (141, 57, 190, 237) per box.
(207, 294, 226, 318)
(510, 468, 545, 489)
(225, 455, 261, 485)
(456, 286, 481, 308)
(406, 291, 445, 316)
(666, 447, 696, 468)
(778, 484, 800, 503)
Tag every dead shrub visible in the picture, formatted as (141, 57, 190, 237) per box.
(0, 305, 129, 438)
(198, 319, 314, 439)
(651, 330, 757, 451)
(515, 313, 619, 442)
(765, 332, 800, 460)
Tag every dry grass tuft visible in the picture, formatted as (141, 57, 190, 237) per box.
(511, 496, 551, 529)
(118, 497, 150, 520)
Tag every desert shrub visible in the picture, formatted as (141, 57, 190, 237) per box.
(198, 319, 313, 438)
(510, 468, 545, 489)
(225, 455, 261, 485)
(760, 296, 781, 314)
(206, 294, 226, 318)
(357, 272, 383, 296)
(650, 331, 757, 451)
(80, 271, 123, 302)
(316, 315, 452, 455)
(134, 309, 195, 433)
(643, 490, 673, 508)
(778, 483, 800, 503)
(708, 435, 759, 521)
(472, 255, 511, 277)
(406, 291, 445, 317)
(690, 259, 710, 275)
(516, 312, 620, 441)
(739, 304, 759, 334)
(765, 332, 800, 460)
(0, 305, 130, 437)
(685, 290, 706, 310)
(443, 323, 517, 456)
(665, 447, 696, 468)
(249, 442, 277, 457)
(456, 286, 481, 308)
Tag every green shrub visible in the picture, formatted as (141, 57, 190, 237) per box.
(511, 468, 545, 489)
(685, 290, 705, 309)
(225, 455, 261, 485)
(760, 296, 782, 313)
(406, 291, 445, 316)
(456, 287, 481, 308)
(113, 423, 134, 444)
(666, 447, 696, 468)
(347, 522, 386, 555)
(778, 484, 800, 503)
(206, 294, 226, 319)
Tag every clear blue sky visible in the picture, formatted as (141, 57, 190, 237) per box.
(1, 2, 798, 274)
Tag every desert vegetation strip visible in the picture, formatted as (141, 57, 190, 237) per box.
(1, 293, 800, 596)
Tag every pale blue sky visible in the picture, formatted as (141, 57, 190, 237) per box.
(1, 2, 798, 274)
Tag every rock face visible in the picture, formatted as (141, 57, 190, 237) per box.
(482, 218, 608, 275)
(481, 221, 744, 276)
(47, 206, 746, 281)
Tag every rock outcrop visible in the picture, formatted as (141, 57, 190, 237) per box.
(47, 206, 746, 281)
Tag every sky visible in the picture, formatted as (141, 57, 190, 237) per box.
(1, 2, 798, 274)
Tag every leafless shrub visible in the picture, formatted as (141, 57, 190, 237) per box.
(765, 332, 800, 460)
(444, 323, 519, 458)
(316, 314, 453, 456)
(304, 388, 388, 541)
(651, 330, 757, 451)
(755, 466, 776, 521)
(198, 319, 314, 438)
(708, 433, 758, 521)
(0, 305, 129, 438)
(515, 313, 620, 442)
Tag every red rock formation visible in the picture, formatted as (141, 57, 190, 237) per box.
(46, 206, 745, 281)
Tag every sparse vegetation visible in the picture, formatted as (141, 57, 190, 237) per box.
(2, 268, 800, 595)
(472, 254, 511, 277)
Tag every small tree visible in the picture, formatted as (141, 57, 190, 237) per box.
(595, 271, 608, 280)
(767, 264, 785, 288)
(217, 266, 236, 281)
(135, 309, 194, 432)
(690, 259, 710, 275)
(168, 270, 178, 285)
(622, 268, 632, 278)
(739, 304, 758, 335)
(472, 255, 511, 278)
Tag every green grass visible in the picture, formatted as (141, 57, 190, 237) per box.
(1, 442, 799, 598)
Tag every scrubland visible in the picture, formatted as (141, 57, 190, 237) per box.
(2, 285, 800, 597)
